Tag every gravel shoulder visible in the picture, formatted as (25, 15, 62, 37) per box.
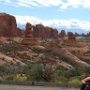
(0, 84, 80, 90)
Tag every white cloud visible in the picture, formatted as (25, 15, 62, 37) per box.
(60, 0, 83, 9)
(1, 0, 90, 9)
(15, 15, 42, 25)
(4, 0, 11, 3)
(82, 0, 90, 8)
(15, 15, 90, 31)
(16, 0, 62, 7)
(17, 2, 30, 7)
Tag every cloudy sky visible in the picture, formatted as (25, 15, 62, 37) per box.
(0, 0, 90, 33)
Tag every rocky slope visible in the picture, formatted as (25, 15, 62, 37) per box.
(0, 53, 25, 65)
(0, 13, 90, 69)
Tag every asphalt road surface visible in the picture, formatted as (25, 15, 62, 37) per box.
(0, 84, 80, 90)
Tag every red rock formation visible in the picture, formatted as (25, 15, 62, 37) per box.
(22, 23, 39, 46)
(33, 24, 45, 39)
(44, 27, 52, 39)
(53, 29, 58, 39)
(33, 24, 58, 39)
(0, 13, 18, 37)
(17, 28, 23, 37)
(25, 22, 33, 38)
(44, 27, 58, 39)
(68, 32, 76, 42)
(87, 32, 90, 37)
(59, 30, 66, 40)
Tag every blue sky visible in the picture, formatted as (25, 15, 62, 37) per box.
(0, 0, 90, 33)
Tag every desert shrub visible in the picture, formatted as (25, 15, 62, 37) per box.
(6, 75, 15, 80)
(71, 67, 90, 77)
(32, 48, 44, 53)
(68, 78, 81, 87)
(0, 64, 26, 76)
(13, 75, 27, 81)
(26, 61, 56, 82)
(63, 68, 81, 78)
(6, 75, 27, 81)
(19, 53, 31, 61)
(53, 76, 68, 84)
(0, 64, 15, 76)
(0, 42, 21, 53)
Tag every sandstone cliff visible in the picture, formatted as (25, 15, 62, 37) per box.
(33, 24, 58, 39)
(0, 13, 18, 37)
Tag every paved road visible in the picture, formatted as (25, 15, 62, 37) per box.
(0, 84, 80, 90)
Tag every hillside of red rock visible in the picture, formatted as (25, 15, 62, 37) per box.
(0, 13, 90, 69)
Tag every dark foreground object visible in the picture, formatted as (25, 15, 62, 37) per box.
(81, 82, 90, 90)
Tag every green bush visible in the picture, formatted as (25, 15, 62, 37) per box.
(6, 75, 27, 81)
(13, 75, 27, 81)
(52, 76, 68, 84)
(68, 78, 81, 86)
(6, 75, 14, 80)
(0, 42, 21, 53)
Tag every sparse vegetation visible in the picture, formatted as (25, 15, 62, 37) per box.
(0, 61, 90, 87)
(0, 36, 89, 87)
(0, 42, 22, 54)
(68, 78, 81, 87)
